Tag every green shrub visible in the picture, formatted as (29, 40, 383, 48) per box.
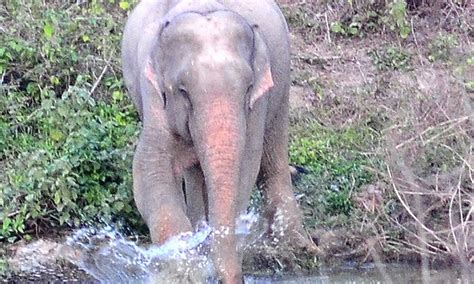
(325, 0, 410, 39)
(428, 33, 459, 62)
(289, 121, 377, 218)
(370, 46, 412, 71)
(0, 1, 143, 242)
(0, 79, 141, 242)
(382, 0, 410, 39)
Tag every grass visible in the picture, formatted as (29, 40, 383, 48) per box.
(282, 0, 472, 269)
(289, 121, 378, 219)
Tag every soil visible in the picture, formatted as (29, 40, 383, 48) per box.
(283, 0, 473, 268)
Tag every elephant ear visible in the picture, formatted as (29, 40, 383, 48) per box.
(249, 27, 274, 109)
(144, 59, 166, 108)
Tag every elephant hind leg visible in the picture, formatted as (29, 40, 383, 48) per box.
(184, 165, 208, 228)
(258, 115, 316, 251)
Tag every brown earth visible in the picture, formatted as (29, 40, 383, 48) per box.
(280, 0, 473, 269)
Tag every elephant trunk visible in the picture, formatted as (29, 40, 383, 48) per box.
(191, 98, 245, 282)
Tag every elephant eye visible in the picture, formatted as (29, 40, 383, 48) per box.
(179, 87, 189, 99)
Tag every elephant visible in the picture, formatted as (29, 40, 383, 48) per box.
(121, 0, 315, 282)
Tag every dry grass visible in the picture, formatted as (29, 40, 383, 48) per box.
(280, 0, 473, 269)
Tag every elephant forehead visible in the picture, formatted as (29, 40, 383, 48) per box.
(193, 17, 252, 65)
(197, 12, 251, 42)
(196, 44, 237, 65)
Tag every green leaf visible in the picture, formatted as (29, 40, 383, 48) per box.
(50, 76, 60, 85)
(50, 129, 63, 142)
(43, 22, 54, 38)
(399, 25, 410, 39)
(465, 81, 474, 92)
(113, 201, 124, 211)
(112, 91, 123, 102)
(119, 1, 130, 10)
(2, 217, 11, 232)
(81, 34, 90, 43)
(53, 190, 61, 205)
(59, 212, 70, 225)
(330, 22, 344, 34)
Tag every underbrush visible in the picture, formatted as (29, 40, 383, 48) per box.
(282, 0, 472, 41)
(289, 119, 379, 221)
(282, 0, 472, 268)
(0, 1, 143, 243)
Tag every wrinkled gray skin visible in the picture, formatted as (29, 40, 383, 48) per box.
(122, 0, 315, 282)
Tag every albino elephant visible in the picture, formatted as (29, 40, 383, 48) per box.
(121, 0, 314, 282)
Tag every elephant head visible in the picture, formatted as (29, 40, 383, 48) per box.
(143, 10, 274, 282)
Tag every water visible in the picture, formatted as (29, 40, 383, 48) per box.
(4, 211, 473, 283)
(245, 264, 473, 283)
(63, 212, 265, 283)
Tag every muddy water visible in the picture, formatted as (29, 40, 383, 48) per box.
(3, 212, 473, 283)
(246, 265, 473, 283)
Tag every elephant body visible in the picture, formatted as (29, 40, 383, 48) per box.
(122, 0, 312, 282)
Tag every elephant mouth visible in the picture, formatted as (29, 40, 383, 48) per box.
(173, 142, 199, 176)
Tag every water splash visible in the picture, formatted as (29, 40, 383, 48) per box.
(63, 211, 265, 283)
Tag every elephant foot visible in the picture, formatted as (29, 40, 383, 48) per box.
(147, 208, 193, 244)
(265, 207, 319, 254)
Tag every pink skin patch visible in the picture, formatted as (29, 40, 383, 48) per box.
(145, 61, 161, 96)
(250, 65, 274, 108)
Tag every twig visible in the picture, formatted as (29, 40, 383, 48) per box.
(448, 178, 461, 254)
(7, 210, 20, 218)
(384, 211, 448, 254)
(387, 165, 449, 247)
(356, 59, 369, 85)
(395, 115, 471, 149)
(410, 17, 424, 66)
(441, 144, 474, 173)
(324, 12, 331, 44)
(89, 60, 110, 96)
(398, 239, 439, 256)
(456, 162, 468, 253)
(464, 207, 474, 237)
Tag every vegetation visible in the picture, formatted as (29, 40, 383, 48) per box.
(0, 0, 141, 243)
(282, 0, 472, 270)
(370, 46, 412, 71)
(289, 122, 377, 218)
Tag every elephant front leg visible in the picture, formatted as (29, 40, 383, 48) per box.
(133, 130, 192, 244)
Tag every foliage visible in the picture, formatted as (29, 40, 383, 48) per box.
(289, 121, 377, 218)
(370, 45, 412, 71)
(0, 257, 7, 278)
(428, 33, 459, 62)
(382, 0, 411, 39)
(324, 0, 410, 38)
(0, 0, 142, 242)
(330, 20, 363, 37)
